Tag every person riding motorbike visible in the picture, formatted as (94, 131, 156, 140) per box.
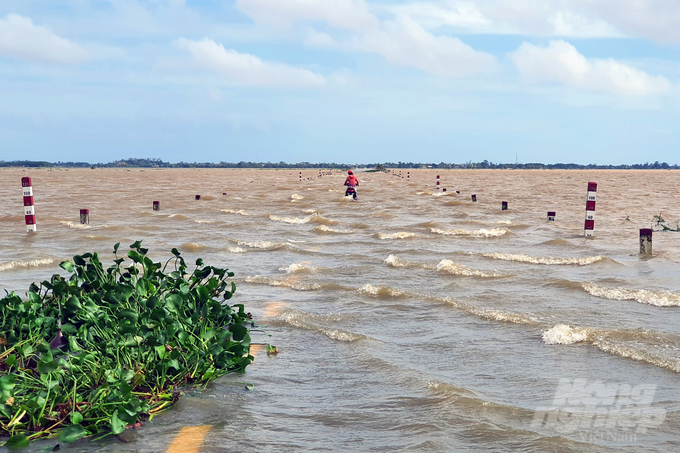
(344, 170, 359, 200)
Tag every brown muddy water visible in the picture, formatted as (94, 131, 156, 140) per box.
(1, 167, 680, 452)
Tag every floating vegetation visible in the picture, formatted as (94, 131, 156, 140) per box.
(652, 212, 680, 232)
(0, 241, 255, 446)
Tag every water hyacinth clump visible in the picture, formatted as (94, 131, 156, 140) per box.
(0, 241, 254, 447)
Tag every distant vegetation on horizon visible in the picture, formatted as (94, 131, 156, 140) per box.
(1, 158, 678, 170)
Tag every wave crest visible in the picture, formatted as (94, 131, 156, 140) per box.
(277, 311, 365, 342)
(484, 253, 606, 265)
(358, 284, 409, 298)
(314, 225, 354, 234)
(221, 209, 249, 215)
(542, 324, 589, 345)
(436, 260, 507, 278)
(180, 242, 208, 252)
(279, 262, 317, 274)
(244, 275, 320, 291)
(377, 232, 419, 240)
(270, 213, 336, 225)
(384, 255, 410, 268)
(582, 282, 680, 307)
(431, 228, 509, 238)
(237, 240, 286, 250)
(60, 221, 113, 230)
(0, 258, 55, 272)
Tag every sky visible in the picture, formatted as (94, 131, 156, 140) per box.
(0, 0, 679, 165)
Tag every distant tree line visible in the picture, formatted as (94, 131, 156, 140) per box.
(1, 158, 678, 170)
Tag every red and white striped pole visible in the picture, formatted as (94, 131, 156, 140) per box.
(299, 172, 302, 182)
(22, 177, 37, 233)
(436, 175, 440, 190)
(584, 182, 597, 237)
(407, 172, 410, 180)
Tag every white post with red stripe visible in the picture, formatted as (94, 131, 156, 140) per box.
(436, 174, 440, 190)
(22, 177, 36, 233)
(584, 182, 597, 237)
(407, 172, 410, 180)
(299, 172, 302, 182)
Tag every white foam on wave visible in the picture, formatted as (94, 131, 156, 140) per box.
(432, 192, 447, 197)
(237, 240, 286, 250)
(291, 194, 304, 202)
(472, 308, 540, 325)
(270, 214, 313, 224)
(227, 247, 246, 253)
(221, 209, 249, 215)
(542, 324, 680, 373)
(60, 221, 109, 230)
(582, 282, 680, 307)
(384, 255, 410, 268)
(270, 213, 336, 225)
(358, 283, 409, 297)
(314, 225, 353, 234)
(377, 232, 419, 240)
(431, 227, 509, 238)
(542, 324, 588, 345)
(0, 258, 55, 272)
(278, 312, 364, 342)
(384, 255, 436, 270)
(279, 262, 317, 274)
(436, 259, 506, 278)
(593, 338, 680, 373)
(244, 275, 320, 290)
(484, 253, 606, 265)
(194, 219, 216, 224)
(437, 296, 540, 325)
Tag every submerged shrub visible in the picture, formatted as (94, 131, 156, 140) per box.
(0, 241, 253, 446)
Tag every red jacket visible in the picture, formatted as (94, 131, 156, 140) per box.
(344, 175, 359, 187)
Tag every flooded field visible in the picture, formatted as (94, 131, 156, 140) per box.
(1, 167, 680, 452)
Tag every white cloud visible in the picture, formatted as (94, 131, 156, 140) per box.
(175, 38, 326, 88)
(253, 1, 497, 78)
(584, 0, 680, 42)
(395, 0, 680, 41)
(510, 40, 671, 95)
(351, 16, 496, 77)
(234, 0, 379, 33)
(387, 1, 621, 38)
(304, 30, 336, 48)
(386, 2, 492, 31)
(0, 13, 91, 64)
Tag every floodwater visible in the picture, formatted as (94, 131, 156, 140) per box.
(1, 167, 680, 452)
